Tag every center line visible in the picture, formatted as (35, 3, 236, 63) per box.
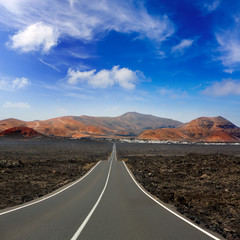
(71, 151, 114, 240)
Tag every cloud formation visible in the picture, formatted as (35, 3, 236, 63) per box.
(203, 0, 221, 12)
(1, 0, 174, 53)
(8, 22, 59, 53)
(0, 77, 29, 90)
(3, 101, 30, 109)
(67, 66, 143, 90)
(215, 16, 240, 72)
(39, 58, 61, 72)
(203, 79, 240, 97)
(216, 32, 240, 69)
(158, 87, 187, 98)
(171, 39, 194, 55)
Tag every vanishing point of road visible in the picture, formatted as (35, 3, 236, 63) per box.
(0, 144, 222, 240)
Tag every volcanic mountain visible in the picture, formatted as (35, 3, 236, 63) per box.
(0, 118, 25, 132)
(0, 126, 44, 138)
(26, 116, 110, 138)
(0, 113, 182, 138)
(74, 112, 183, 136)
(139, 116, 240, 142)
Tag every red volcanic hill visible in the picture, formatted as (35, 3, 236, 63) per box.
(0, 126, 44, 138)
(139, 116, 240, 142)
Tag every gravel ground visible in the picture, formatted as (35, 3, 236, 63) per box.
(117, 142, 240, 240)
(0, 138, 112, 209)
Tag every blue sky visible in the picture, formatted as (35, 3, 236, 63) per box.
(0, 0, 240, 126)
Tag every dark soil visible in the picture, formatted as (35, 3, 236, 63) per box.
(116, 142, 240, 156)
(0, 138, 112, 209)
(117, 143, 240, 240)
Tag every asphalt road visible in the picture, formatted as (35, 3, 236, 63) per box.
(0, 144, 221, 240)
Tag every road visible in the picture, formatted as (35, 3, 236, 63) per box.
(0, 144, 221, 240)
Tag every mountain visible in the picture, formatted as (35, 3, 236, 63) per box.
(0, 126, 44, 138)
(0, 113, 182, 138)
(0, 118, 25, 132)
(139, 116, 240, 142)
(26, 116, 110, 137)
(74, 112, 183, 136)
(1, 115, 239, 141)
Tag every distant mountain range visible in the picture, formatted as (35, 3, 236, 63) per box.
(0, 113, 240, 142)
(0, 112, 182, 138)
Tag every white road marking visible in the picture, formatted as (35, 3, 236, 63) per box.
(122, 162, 221, 240)
(108, 143, 116, 162)
(71, 151, 114, 240)
(113, 145, 116, 161)
(0, 161, 102, 216)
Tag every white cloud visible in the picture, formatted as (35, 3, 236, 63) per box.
(66, 66, 143, 90)
(66, 93, 94, 100)
(216, 31, 240, 69)
(39, 58, 61, 72)
(203, 0, 221, 12)
(8, 22, 59, 53)
(0, 77, 29, 91)
(203, 79, 240, 97)
(223, 69, 234, 74)
(69, 0, 77, 8)
(3, 101, 30, 109)
(158, 87, 188, 98)
(171, 39, 194, 55)
(112, 66, 138, 89)
(215, 16, 240, 71)
(0, 0, 174, 51)
(155, 50, 166, 59)
(12, 77, 29, 89)
(67, 69, 96, 85)
(0, 0, 29, 14)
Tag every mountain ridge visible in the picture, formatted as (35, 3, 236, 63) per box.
(74, 112, 182, 136)
(0, 112, 182, 138)
(1, 113, 240, 142)
(139, 116, 240, 142)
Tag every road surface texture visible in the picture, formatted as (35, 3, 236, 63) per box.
(0, 144, 222, 240)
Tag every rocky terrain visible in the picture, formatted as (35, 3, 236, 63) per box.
(139, 116, 240, 142)
(0, 138, 112, 209)
(117, 143, 240, 240)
